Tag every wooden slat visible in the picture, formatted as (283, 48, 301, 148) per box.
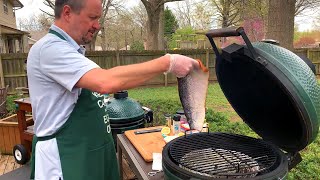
(122, 154, 136, 180)
(0, 127, 5, 154)
(14, 126, 21, 144)
(2, 59, 8, 75)
(3, 127, 10, 154)
(0, 154, 2, 175)
(122, 158, 128, 180)
(7, 59, 13, 75)
(8, 127, 16, 154)
(0, 56, 4, 87)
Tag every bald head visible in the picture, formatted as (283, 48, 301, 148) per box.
(54, 0, 86, 19)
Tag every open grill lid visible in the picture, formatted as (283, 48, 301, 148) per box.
(206, 27, 320, 152)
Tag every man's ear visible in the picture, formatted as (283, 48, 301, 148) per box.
(62, 5, 72, 22)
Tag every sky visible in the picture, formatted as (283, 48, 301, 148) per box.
(15, 0, 317, 32)
(15, 0, 138, 17)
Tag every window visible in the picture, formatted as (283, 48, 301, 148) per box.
(3, 0, 8, 14)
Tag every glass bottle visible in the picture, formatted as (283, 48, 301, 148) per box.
(172, 115, 181, 135)
(164, 114, 172, 128)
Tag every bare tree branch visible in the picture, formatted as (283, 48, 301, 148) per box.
(155, 0, 184, 10)
(295, 0, 320, 16)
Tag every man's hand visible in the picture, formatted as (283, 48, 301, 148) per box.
(166, 54, 199, 78)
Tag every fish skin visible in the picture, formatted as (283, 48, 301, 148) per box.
(178, 59, 209, 132)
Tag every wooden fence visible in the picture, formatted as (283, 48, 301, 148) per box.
(0, 53, 28, 93)
(0, 48, 319, 93)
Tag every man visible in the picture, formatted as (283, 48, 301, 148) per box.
(27, 0, 199, 179)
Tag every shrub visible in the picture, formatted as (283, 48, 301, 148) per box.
(5, 95, 21, 117)
(130, 41, 144, 51)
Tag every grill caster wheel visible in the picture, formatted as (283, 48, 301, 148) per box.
(13, 144, 29, 165)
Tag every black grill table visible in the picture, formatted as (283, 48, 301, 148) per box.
(117, 134, 164, 180)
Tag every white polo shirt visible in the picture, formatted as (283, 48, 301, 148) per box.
(27, 24, 99, 137)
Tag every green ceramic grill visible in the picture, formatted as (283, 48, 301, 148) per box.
(161, 27, 320, 180)
(105, 91, 153, 148)
(106, 91, 146, 123)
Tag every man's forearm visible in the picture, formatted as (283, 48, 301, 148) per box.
(76, 55, 170, 94)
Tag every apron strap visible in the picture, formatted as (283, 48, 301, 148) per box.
(48, 29, 84, 54)
(48, 29, 67, 41)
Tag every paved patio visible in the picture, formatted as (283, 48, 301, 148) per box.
(0, 154, 137, 179)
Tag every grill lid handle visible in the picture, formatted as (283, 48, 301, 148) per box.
(206, 26, 243, 38)
(206, 26, 261, 64)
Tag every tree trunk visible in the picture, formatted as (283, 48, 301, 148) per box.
(100, 26, 107, 50)
(141, 0, 183, 50)
(221, 0, 231, 28)
(266, 0, 295, 51)
(158, 4, 165, 50)
(145, 7, 161, 50)
(84, 34, 97, 51)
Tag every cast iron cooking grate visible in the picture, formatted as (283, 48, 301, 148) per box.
(169, 133, 279, 178)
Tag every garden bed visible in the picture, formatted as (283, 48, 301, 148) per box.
(0, 114, 32, 155)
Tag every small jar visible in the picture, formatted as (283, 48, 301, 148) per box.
(202, 121, 209, 132)
(172, 115, 181, 135)
(164, 114, 172, 128)
(176, 110, 187, 132)
(176, 110, 187, 124)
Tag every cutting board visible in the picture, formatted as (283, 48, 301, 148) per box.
(124, 126, 166, 162)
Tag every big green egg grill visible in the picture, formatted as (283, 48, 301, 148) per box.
(162, 27, 320, 179)
(105, 91, 153, 148)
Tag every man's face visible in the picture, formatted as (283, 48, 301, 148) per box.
(69, 0, 102, 44)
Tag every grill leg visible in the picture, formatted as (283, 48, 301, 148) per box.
(117, 138, 123, 180)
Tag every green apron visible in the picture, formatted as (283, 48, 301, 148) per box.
(30, 29, 119, 180)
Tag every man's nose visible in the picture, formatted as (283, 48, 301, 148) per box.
(93, 21, 101, 31)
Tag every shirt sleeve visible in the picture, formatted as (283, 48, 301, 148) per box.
(39, 39, 100, 92)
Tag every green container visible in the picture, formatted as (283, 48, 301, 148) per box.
(106, 91, 145, 124)
(106, 91, 148, 147)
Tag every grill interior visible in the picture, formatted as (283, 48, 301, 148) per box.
(179, 148, 261, 178)
(168, 133, 281, 178)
